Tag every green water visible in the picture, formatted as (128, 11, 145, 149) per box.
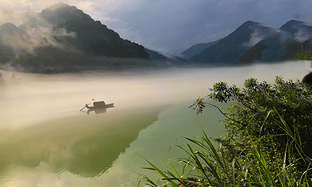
(0, 103, 225, 187)
(0, 61, 307, 186)
(101, 103, 226, 187)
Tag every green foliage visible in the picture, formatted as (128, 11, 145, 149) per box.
(138, 126, 312, 186)
(297, 49, 312, 60)
(206, 77, 312, 161)
(138, 77, 312, 186)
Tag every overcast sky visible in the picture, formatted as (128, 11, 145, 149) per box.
(1, 0, 312, 54)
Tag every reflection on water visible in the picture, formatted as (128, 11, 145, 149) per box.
(87, 108, 107, 115)
(0, 103, 226, 187)
(0, 61, 308, 128)
(100, 103, 227, 186)
(0, 108, 161, 179)
(0, 61, 309, 186)
(81, 101, 115, 115)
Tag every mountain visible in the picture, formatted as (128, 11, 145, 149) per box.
(189, 21, 274, 64)
(187, 20, 312, 65)
(0, 3, 182, 73)
(145, 49, 187, 65)
(180, 41, 217, 60)
(0, 23, 16, 64)
(280, 20, 312, 36)
(40, 3, 149, 58)
(239, 20, 312, 63)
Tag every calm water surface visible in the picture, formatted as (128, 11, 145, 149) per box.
(0, 61, 308, 186)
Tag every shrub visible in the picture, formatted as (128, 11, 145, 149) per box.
(202, 77, 312, 164)
(138, 77, 312, 186)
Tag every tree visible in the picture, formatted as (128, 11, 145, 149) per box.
(198, 77, 312, 160)
(139, 77, 312, 186)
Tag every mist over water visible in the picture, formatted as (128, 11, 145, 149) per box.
(0, 61, 309, 186)
(1, 61, 308, 128)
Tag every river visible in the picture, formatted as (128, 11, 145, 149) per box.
(0, 61, 308, 186)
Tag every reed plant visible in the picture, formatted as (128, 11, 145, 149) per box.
(138, 77, 312, 186)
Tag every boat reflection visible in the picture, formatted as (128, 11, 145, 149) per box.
(80, 101, 115, 115)
(87, 107, 114, 115)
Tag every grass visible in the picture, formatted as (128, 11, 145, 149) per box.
(137, 110, 312, 187)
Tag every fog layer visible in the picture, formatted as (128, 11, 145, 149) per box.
(0, 61, 308, 129)
(0, 61, 308, 186)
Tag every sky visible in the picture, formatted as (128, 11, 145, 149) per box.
(1, 0, 312, 54)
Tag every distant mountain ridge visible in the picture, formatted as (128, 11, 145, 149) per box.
(2, 4, 311, 73)
(145, 49, 186, 65)
(180, 41, 217, 60)
(182, 20, 312, 65)
(0, 3, 180, 73)
(241, 20, 312, 63)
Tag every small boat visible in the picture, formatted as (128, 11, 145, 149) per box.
(85, 101, 114, 110)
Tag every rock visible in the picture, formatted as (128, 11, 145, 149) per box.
(302, 72, 312, 85)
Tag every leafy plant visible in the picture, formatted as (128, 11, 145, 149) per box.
(138, 77, 312, 186)
(297, 50, 312, 61)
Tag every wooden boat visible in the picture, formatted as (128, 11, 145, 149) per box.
(85, 101, 114, 110)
